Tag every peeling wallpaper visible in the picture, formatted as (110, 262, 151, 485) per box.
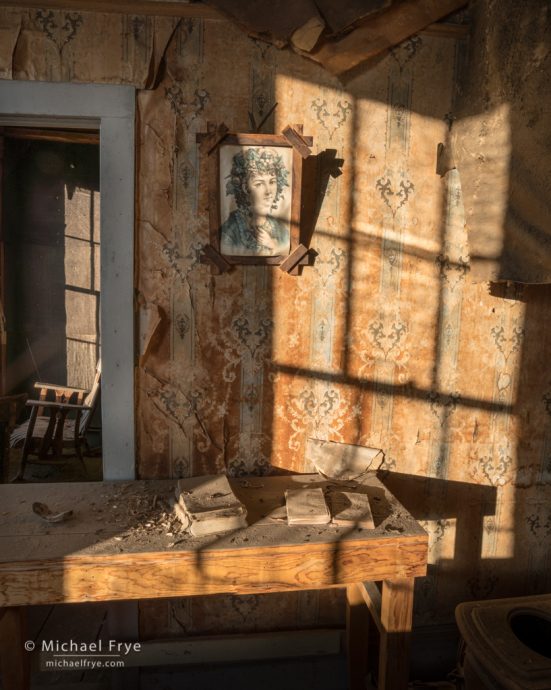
(3, 5, 551, 638)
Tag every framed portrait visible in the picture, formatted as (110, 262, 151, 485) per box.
(204, 130, 310, 267)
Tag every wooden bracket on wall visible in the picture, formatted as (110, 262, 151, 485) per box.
(200, 244, 232, 274)
(279, 244, 310, 273)
(200, 243, 312, 275)
(249, 101, 279, 133)
(282, 125, 312, 159)
(196, 122, 229, 155)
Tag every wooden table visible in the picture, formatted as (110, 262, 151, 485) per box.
(0, 473, 427, 689)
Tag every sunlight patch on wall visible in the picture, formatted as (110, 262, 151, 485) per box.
(64, 185, 100, 390)
(482, 512, 515, 560)
(452, 103, 512, 278)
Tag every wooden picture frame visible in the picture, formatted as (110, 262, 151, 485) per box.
(197, 125, 313, 274)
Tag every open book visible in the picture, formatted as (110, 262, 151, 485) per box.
(174, 474, 247, 537)
(329, 491, 374, 528)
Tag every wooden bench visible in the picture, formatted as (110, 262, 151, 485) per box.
(0, 473, 427, 689)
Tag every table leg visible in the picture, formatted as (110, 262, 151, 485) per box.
(0, 606, 31, 690)
(378, 577, 414, 690)
(346, 583, 370, 690)
(107, 600, 139, 689)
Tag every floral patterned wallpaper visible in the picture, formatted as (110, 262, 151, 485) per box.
(3, 5, 551, 639)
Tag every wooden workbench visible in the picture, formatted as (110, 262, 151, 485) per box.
(0, 473, 428, 689)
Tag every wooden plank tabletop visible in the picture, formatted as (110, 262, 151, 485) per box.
(0, 474, 428, 606)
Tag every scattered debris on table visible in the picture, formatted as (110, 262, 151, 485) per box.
(32, 501, 73, 523)
(16, 458, 410, 552)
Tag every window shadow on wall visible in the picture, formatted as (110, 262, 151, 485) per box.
(262, 7, 551, 643)
(144, 11, 551, 666)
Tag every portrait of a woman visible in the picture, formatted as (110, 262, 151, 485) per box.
(219, 146, 291, 257)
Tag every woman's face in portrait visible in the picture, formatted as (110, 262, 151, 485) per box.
(246, 172, 277, 216)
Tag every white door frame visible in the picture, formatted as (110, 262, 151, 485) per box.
(0, 80, 136, 480)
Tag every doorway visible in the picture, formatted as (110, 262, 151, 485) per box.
(0, 80, 136, 481)
(1, 129, 100, 397)
(0, 128, 102, 480)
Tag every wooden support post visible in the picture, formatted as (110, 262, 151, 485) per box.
(107, 600, 140, 689)
(346, 583, 370, 690)
(378, 577, 414, 690)
(0, 607, 30, 690)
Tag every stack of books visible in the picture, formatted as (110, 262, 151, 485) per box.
(174, 474, 248, 537)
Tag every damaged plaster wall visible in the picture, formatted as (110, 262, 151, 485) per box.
(3, 2, 551, 643)
(452, 0, 551, 283)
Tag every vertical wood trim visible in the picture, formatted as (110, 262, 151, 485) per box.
(378, 577, 415, 690)
(290, 146, 302, 253)
(208, 148, 221, 250)
(288, 147, 303, 275)
(100, 113, 135, 480)
(0, 136, 6, 395)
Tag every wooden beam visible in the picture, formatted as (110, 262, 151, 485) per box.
(0, 0, 223, 18)
(0, 535, 428, 606)
(357, 580, 383, 634)
(421, 21, 470, 39)
(0, 127, 99, 146)
(0, 0, 468, 43)
(308, 0, 469, 76)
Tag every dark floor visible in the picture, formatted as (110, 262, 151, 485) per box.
(28, 660, 351, 690)
(6, 448, 102, 484)
(139, 656, 350, 690)
(25, 604, 350, 690)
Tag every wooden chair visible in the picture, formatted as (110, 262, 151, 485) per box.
(10, 363, 101, 480)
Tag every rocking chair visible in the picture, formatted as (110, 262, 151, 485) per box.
(10, 363, 101, 480)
